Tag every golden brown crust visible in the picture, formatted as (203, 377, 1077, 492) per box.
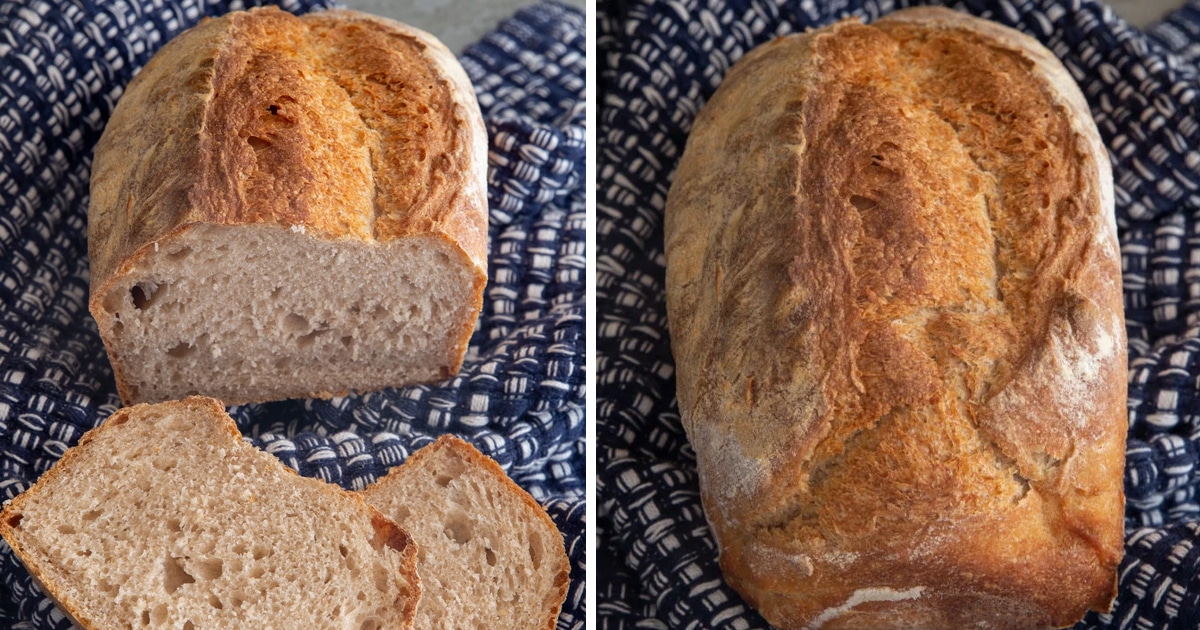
(87, 7, 488, 405)
(664, 8, 1124, 630)
(363, 435, 571, 630)
(0, 396, 423, 630)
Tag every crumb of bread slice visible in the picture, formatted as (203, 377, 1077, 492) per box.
(361, 436, 569, 630)
(0, 396, 420, 630)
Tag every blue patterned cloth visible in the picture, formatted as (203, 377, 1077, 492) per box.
(0, 0, 585, 627)
(598, 0, 1200, 628)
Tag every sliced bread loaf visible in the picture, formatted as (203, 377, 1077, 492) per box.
(0, 397, 420, 630)
(361, 436, 569, 630)
(87, 7, 488, 405)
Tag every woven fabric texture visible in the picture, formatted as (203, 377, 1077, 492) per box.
(0, 0, 585, 628)
(598, 0, 1200, 628)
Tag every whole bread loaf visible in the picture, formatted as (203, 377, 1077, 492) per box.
(361, 435, 570, 630)
(88, 7, 488, 405)
(664, 8, 1126, 630)
(0, 397, 420, 630)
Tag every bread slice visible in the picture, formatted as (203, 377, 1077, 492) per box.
(0, 397, 421, 630)
(361, 436, 569, 630)
(87, 7, 488, 405)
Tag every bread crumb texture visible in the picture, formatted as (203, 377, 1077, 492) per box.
(0, 398, 419, 630)
(665, 9, 1125, 630)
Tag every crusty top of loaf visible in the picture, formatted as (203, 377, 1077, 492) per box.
(87, 6, 488, 295)
(665, 7, 1124, 628)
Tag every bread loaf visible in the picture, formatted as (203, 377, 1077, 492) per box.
(87, 7, 488, 405)
(664, 8, 1125, 629)
(361, 435, 570, 630)
(0, 397, 420, 630)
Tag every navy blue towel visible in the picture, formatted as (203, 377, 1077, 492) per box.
(598, 0, 1200, 628)
(0, 0, 584, 628)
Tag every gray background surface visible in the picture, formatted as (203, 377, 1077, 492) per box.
(1110, 0, 1184, 27)
(337, 1, 1183, 53)
(339, 0, 584, 53)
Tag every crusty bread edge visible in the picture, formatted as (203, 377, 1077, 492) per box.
(0, 397, 423, 630)
(362, 435, 572, 630)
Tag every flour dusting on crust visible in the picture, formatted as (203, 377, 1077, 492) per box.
(808, 586, 926, 629)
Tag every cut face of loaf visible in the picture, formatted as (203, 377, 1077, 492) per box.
(0, 397, 420, 630)
(361, 436, 570, 630)
(87, 7, 488, 405)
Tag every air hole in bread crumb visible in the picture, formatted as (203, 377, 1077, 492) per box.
(392, 505, 411, 524)
(340, 335, 353, 348)
(274, 357, 290, 371)
(131, 283, 162, 310)
(183, 621, 195, 630)
(297, 328, 327, 349)
(166, 246, 192, 261)
(233, 542, 248, 555)
(528, 528, 543, 570)
(485, 547, 497, 566)
(82, 509, 101, 522)
(373, 565, 390, 593)
(57, 523, 75, 535)
(360, 618, 381, 630)
(444, 509, 473, 545)
(435, 458, 466, 486)
(111, 320, 124, 335)
(247, 136, 271, 151)
(167, 518, 182, 533)
(339, 544, 349, 558)
(209, 594, 223, 610)
(166, 339, 196, 358)
(231, 595, 244, 608)
(249, 565, 266, 579)
(150, 603, 168, 625)
(252, 545, 269, 561)
(284, 313, 310, 333)
(270, 287, 282, 301)
(849, 195, 878, 211)
(196, 558, 223, 580)
(164, 555, 196, 594)
(140, 610, 150, 625)
(98, 578, 119, 596)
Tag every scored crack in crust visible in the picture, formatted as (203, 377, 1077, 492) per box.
(664, 8, 1125, 630)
